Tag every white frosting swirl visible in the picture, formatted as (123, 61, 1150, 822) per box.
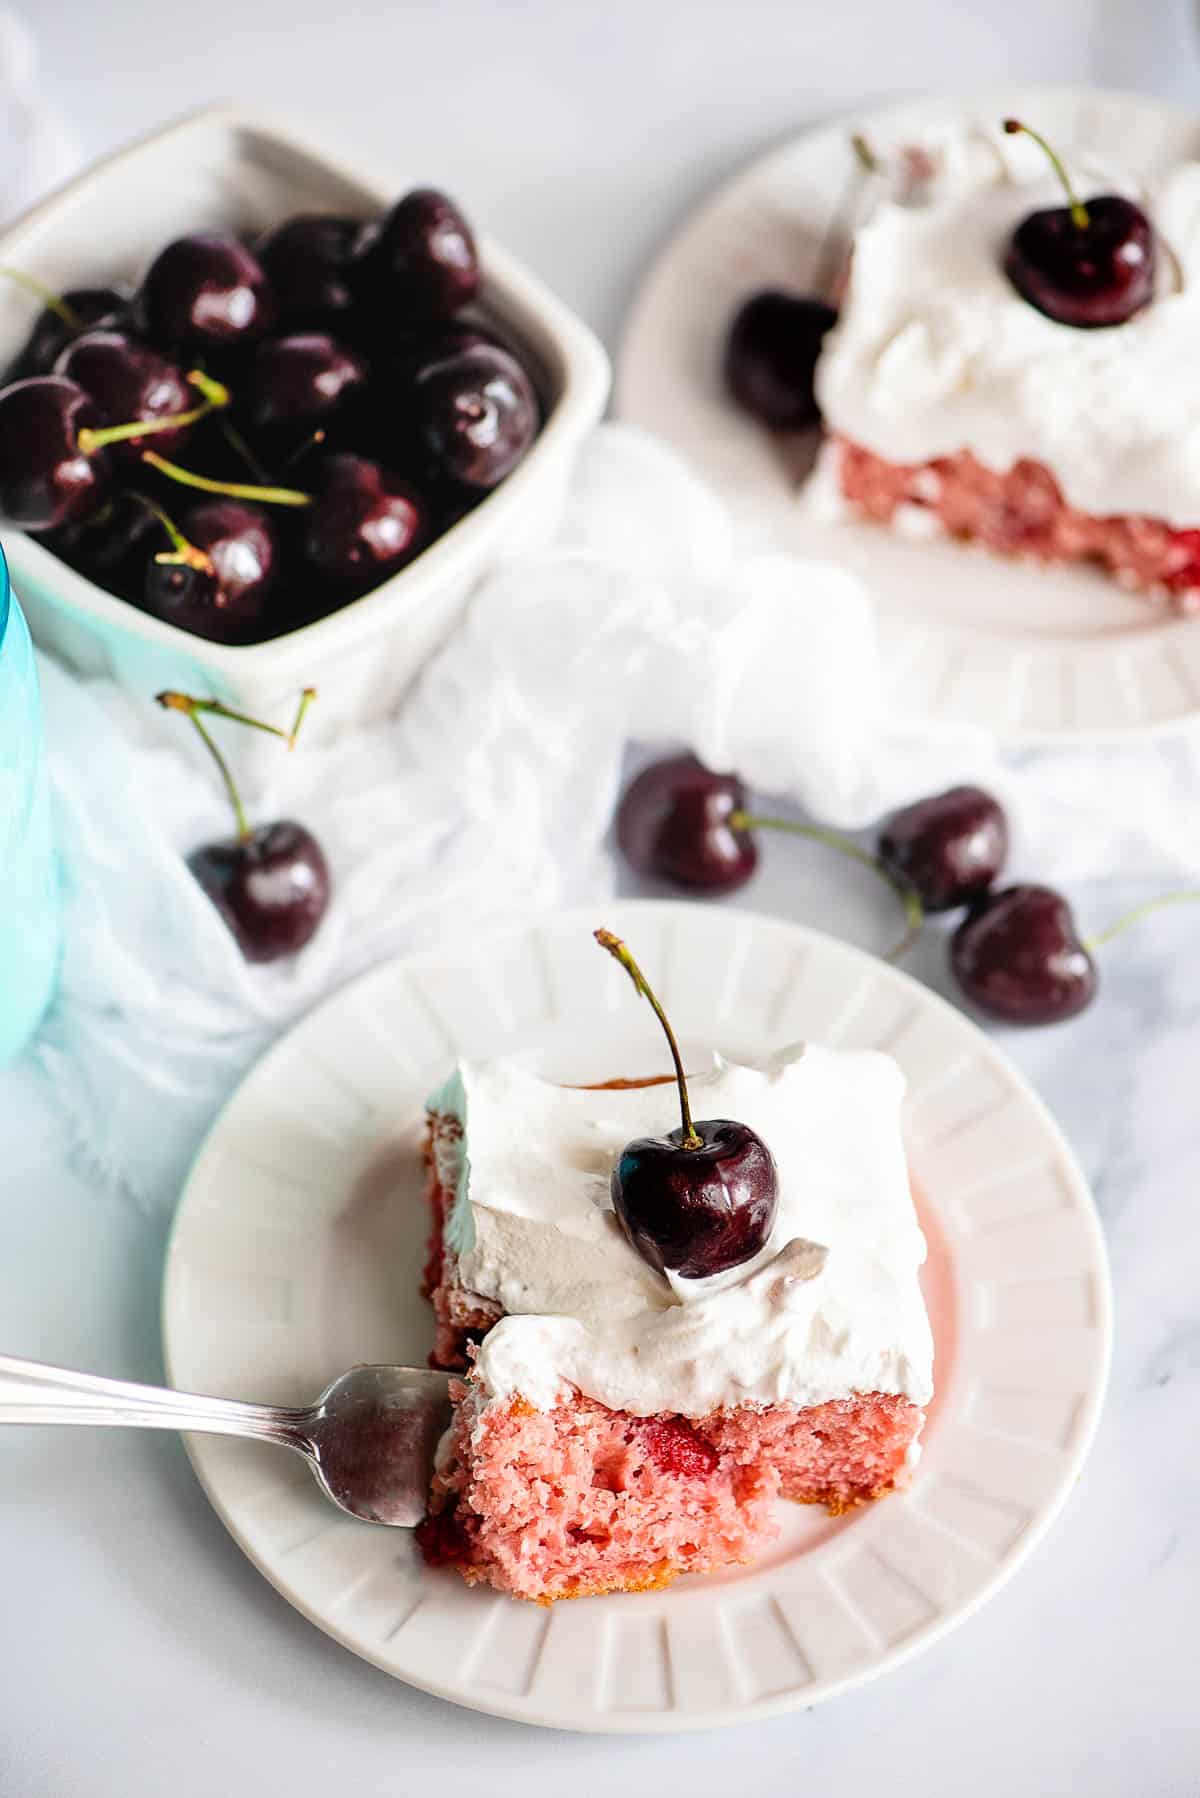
(815, 121, 1200, 526)
(428, 1046, 933, 1418)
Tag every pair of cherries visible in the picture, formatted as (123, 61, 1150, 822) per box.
(617, 754, 1096, 1026)
(725, 119, 1156, 437)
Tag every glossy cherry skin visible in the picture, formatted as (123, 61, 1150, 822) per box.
(0, 375, 110, 531)
(138, 233, 277, 349)
(414, 344, 538, 490)
(5, 285, 130, 383)
(142, 500, 278, 642)
(51, 489, 161, 595)
(54, 329, 193, 461)
(617, 753, 757, 892)
(725, 290, 838, 429)
(878, 785, 1008, 913)
(951, 884, 1097, 1024)
(245, 332, 367, 436)
(611, 1118, 778, 1280)
(256, 214, 364, 330)
(1004, 195, 1154, 328)
(188, 821, 331, 963)
(302, 453, 427, 592)
(360, 187, 479, 321)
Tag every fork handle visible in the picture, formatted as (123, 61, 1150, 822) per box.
(0, 1353, 311, 1450)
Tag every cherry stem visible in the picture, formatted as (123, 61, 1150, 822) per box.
(813, 134, 879, 297)
(287, 687, 317, 749)
(0, 264, 83, 333)
(157, 693, 251, 841)
(77, 372, 232, 455)
(1085, 889, 1200, 952)
(140, 450, 312, 508)
(594, 929, 702, 1150)
(1003, 118, 1089, 230)
(281, 427, 327, 473)
(219, 417, 271, 484)
(731, 812, 925, 961)
(125, 489, 212, 573)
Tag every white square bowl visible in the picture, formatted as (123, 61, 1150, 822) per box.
(0, 107, 610, 748)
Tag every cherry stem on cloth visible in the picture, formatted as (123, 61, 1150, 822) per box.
(155, 687, 319, 841)
(730, 812, 924, 960)
(76, 371, 232, 455)
(0, 264, 84, 332)
(594, 929, 702, 1150)
(1086, 889, 1200, 951)
(139, 450, 312, 508)
(1003, 118, 1089, 230)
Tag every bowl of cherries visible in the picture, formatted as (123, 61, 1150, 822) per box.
(0, 108, 609, 753)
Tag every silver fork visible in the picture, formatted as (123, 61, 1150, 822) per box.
(0, 1354, 453, 1526)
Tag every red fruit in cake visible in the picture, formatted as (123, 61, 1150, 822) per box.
(878, 785, 1008, 913)
(951, 883, 1097, 1023)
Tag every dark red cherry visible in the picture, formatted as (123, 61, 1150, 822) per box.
(617, 754, 757, 893)
(51, 489, 162, 594)
(360, 187, 479, 321)
(143, 499, 278, 642)
(138, 233, 277, 348)
(54, 329, 193, 460)
(951, 884, 1097, 1024)
(0, 375, 110, 531)
(725, 290, 838, 429)
(189, 821, 330, 963)
(612, 1117, 778, 1281)
(878, 785, 1008, 913)
(1002, 120, 1154, 328)
(245, 332, 367, 437)
(5, 285, 130, 383)
(256, 214, 363, 329)
(302, 453, 426, 591)
(1005, 195, 1154, 328)
(414, 344, 538, 490)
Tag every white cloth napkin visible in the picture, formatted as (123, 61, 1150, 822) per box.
(31, 422, 1200, 1209)
(0, 6, 79, 225)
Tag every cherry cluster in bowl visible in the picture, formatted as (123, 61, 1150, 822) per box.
(617, 755, 1099, 1025)
(0, 188, 541, 644)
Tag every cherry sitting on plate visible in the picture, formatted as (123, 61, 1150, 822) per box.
(594, 928, 778, 1279)
(1002, 119, 1154, 329)
(725, 290, 837, 430)
(878, 785, 1009, 913)
(157, 687, 330, 963)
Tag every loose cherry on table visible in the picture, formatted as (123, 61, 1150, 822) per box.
(877, 785, 1009, 913)
(137, 233, 278, 348)
(156, 687, 330, 964)
(1001, 119, 1155, 329)
(594, 928, 778, 1280)
(951, 884, 1096, 1024)
(615, 753, 924, 957)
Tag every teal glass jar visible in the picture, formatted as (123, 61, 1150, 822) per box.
(0, 544, 59, 1066)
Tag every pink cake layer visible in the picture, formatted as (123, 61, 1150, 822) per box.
(418, 1381, 921, 1603)
(418, 1130, 924, 1601)
(835, 436, 1200, 611)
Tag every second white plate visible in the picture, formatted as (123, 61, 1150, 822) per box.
(617, 84, 1200, 744)
(163, 901, 1111, 1731)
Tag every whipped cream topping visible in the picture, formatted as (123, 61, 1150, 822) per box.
(815, 121, 1200, 526)
(427, 1047, 933, 1418)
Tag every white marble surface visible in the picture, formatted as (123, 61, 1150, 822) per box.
(4, 1, 1200, 1793)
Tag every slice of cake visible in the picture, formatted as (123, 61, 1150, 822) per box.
(812, 120, 1200, 608)
(417, 1045, 933, 1602)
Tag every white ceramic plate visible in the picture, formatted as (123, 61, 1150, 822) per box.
(163, 901, 1111, 1732)
(617, 85, 1200, 744)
